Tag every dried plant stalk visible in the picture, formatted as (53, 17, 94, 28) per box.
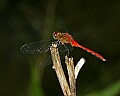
(50, 44, 71, 96)
(65, 56, 76, 96)
(50, 43, 86, 96)
(75, 58, 86, 79)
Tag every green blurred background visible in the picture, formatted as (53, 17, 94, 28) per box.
(0, 0, 120, 96)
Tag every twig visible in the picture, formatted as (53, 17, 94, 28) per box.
(65, 56, 76, 96)
(50, 43, 71, 96)
(50, 43, 86, 96)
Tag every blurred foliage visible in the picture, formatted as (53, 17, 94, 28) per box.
(85, 80, 120, 96)
(0, 0, 120, 96)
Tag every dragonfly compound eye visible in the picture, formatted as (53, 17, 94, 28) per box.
(53, 31, 61, 40)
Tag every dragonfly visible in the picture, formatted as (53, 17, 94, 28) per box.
(20, 31, 106, 66)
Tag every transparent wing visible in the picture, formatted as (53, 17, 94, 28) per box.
(20, 39, 73, 67)
(38, 44, 73, 67)
(20, 39, 54, 54)
(39, 54, 52, 67)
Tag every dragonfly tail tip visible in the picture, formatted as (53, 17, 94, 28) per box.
(103, 59, 106, 61)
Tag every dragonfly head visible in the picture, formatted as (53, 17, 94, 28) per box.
(53, 31, 62, 40)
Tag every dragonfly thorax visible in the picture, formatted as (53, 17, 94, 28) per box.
(53, 31, 73, 45)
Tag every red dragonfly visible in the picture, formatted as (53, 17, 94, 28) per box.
(20, 31, 106, 63)
(53, 31, 106, 61)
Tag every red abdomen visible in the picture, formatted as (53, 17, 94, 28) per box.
(71, 40, 106, 61)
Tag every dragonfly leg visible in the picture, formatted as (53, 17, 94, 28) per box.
(63, 44, 70, 56)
